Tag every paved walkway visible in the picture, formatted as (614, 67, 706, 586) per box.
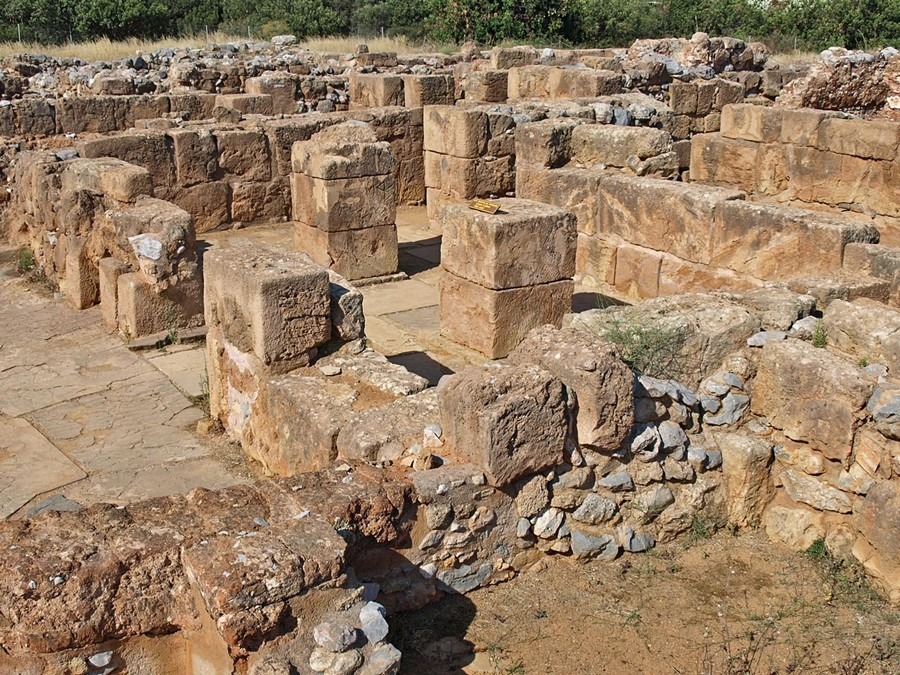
(0, 249, 245, 519)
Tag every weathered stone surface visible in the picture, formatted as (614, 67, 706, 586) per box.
(295, 223, 399, 281)
(570, 125, 672, 168)
(439, 273, 573, 359)
(781, 470, 853, 513)
(752, 339, 874, 463)
(824, 300, 900, 375)
(60, 157, 153, 203)
(423, 106, 487, 159)
(438, 364, 567, 486)
(570, 529, 619, 561)
(853, 480, 900, 603)
(764, 502, 825, 551)
(713, 432, 773, 527)
(508, 325, 633, 452)
(438, 198, 576, 290)
(337, 390, 439, 463)
(204, 244, 331, 371)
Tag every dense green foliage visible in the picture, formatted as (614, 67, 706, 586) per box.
(1, 0, 899, 51)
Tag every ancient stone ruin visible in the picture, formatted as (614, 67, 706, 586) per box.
(0, 32, 899, 674)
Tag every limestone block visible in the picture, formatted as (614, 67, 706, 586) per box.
(575, 232, 617, 286)
(167, 128, 218, 187)
(230, 180, 289, 223)
(327, 270, 365, 342)
(424, 152, 514, 200)
(77, 131, 175, 188)
(166, 93, 217, 120)
(613, 243, 662, 300)
(712, 431, 774, 527)
(349, 73, 404, 108)
(252, 374, 359, 475)
(853, 480, 900, 603)
(547, 68, 624, 98)
(780, 108, 841, 147)
(570, 125, 673, 168)
(423, 106, 487, 159)
(245, 71, 300, 114)
(438, 198, 576, 289)
(515, 163, 601, 235)
(668, 82, 697, 115)
(99, 257, 129, 329)
(403, 74, 455, 107)
(689, 133, 760, 192)
(595, 175, 745, 265)
(437, 363, 567, 486)
(781, 470, 853, 513)
(60, 158, 153, 203)
(507, 65, 553, 99)
(439, 272, 573, 358)
(337, 389, 439, 463)
(464, 70, 509, 102)
(294, 222, 398, 281)
(290, 173, 396, 231)
(291, 122, 394, 180)
(816, 118, 900, 161)
(824, 300, 900, 374)
(171, 182, 230, 233)
(712, 201, 879, 280)
(264, 116, 341, 176)
(720, 103, 783, 143)
(317, 348, 428, 397)
(215, 94, 275, 116)
(491, 46, 538, 70)
(203, 244, 331, 371)
(117, 272, 176, 338)
(514, 118, 584, 168)
(508, 325, 634, 451)
(764, 501, 825, 551)
(215, 129, 272, 182)
(64, 235, 99, 310)
(853, 426, 898, 480)
(657, 254, 757, 298)
(751, 339, 874, 464)
(356, 51, 398, 68)
(781, 145, 871, 206)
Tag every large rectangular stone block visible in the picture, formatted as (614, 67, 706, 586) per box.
(514, 118, 584, 168)
(491, 46, 538, 70)
(438, 198, 576, 289)
(215, 94, 274, 116)
(294, 222, 398, 281)
(570, 125, 672, 168)
(215, 129, 272, 182)
(168, 129, 218, 187)
(77, 131, 175, 188)
(423, 106, 487, 158)
(64, 235, 98, 310)
(613, 242, 661, 300)
(689, 133, 760, 192)
(437, 363, 567, 486)
(116, 272, 175, 338)
(60, 158, 153, 203)
(403, 74, 455, 107)
(290, 172, 396, 231)
(230, 180, 289, 223)
(712, 201, 879, 280)
(595, 175, 745, 264)
(245, 72, 299, 114)
(203, 245, 331, 371)
(516, 164, 603, 236)
(439, 272, 573, 358)
(424, 151, 514, 200)
(721, 104, 783, 143)
(99, 257, 128, 329)
(349, 73, 404, 108)
(171, 182, 231, 233)
(575, 232, 618, 286)
(548, 68, 624, 99)
(816, 118, 900, 161)
(464, 71, 509, 103)
(507, 65, 553, 99)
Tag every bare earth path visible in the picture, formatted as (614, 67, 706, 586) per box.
(0, 248, 245, 518)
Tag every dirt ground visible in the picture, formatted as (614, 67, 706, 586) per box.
(391, 530, 900, 675)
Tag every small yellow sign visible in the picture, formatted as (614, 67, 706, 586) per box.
(470, 199, 502, 214)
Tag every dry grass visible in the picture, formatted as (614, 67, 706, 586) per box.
(769, 49, 821, 66)
(0, 33, 458, 62)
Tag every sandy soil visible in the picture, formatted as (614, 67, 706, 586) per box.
(392, 530, 900, 674)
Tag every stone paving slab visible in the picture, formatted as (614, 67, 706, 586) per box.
(146, 344, 208, 398)
(360, 278, 439, 316)
(0, 257, 246, 517)
(0, 416, 86, 518)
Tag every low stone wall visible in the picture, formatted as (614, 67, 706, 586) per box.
(515, 116, 881, 301)
(3, 151, 203, 337)
(691, 103, 900, 245)
(61, 106, 424, 232)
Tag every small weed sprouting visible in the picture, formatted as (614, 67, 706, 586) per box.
(686, 515, 715, 546)
(597, 310, 687, 380)
(858, 356, 870, 368)
(804, 537, 828, 561)
(812, 320, 827, 348)
(17, 247, 35, 273)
